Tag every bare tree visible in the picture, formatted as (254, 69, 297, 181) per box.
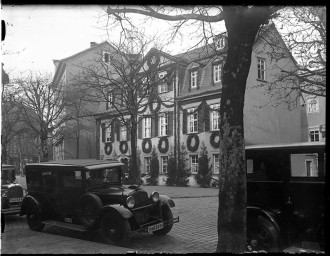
(255, 6, 326, 108)
(72, 33, 175, 184)
(105, 6, 281, 252)
(11, 72, 72, 161)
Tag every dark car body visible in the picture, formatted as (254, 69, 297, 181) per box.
(1, 164, 24, 215)
(246, 142, 325, 252)
(20, 159, 178, 245)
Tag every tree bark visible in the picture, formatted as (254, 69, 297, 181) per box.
(217, 7, 267, 253)
(129, 120, 139, 184)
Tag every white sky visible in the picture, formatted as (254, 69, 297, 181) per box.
(2, 5, 225, 78)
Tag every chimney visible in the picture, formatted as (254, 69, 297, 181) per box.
(90, 42, 97, 47)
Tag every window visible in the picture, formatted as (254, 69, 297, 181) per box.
(190, 155, 199, 174)
(41, 171, 57, 187)
(143, 117, 151, 138)
(161, 156, 168, 174)
(103, 51, 111, 64)
(215, 37, 225, 50)
(211, 104, 220, 130)
(62, 171, 82, 188)
(307, 97, 319, 113)
(105, 122, 111, 142)
(159, 113, 168, 136)
(145, 157, 151, 174)
(213, 63, 222, 83)
(121, 125, 127, 141)
(257, 58, 266, 81)
(309, 128, 320, 142)
(159, 83, 168, 93)
(107, 92, 113, 106)
(190, 70, 198, 89)
(188, 108, 198, 133)
(213, 154, 219, 174)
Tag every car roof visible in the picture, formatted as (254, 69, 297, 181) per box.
(1, 164, 16, 169)
(245, 141, 325, 151)
(25, 159, 124, 170)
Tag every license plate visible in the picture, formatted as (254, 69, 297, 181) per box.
(9, 197, 23, 203)
(147, 222, 164, 234)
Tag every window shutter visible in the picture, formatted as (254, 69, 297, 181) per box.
(127, 121, 131, 141)
(116, 121, 120, 141)
(168, 111, 173, 136)
(182, 109, 187, 134)
(205, 107, 210, 132)
(111, 121, 115, 142)
(198, 107, 203, 132)
(197, 69, 201, 90)
(154, 113, 158, 137)
(151, 116, 155, 138)
(138, 117, 142, 139)
(106, 99, 109, 110)
(101, 123, 105, 142)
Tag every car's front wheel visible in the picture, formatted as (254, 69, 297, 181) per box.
(26, 203, 45, 231)
(153, 205, 173, 235)
(247, 216, 280, 252)
(100, 212, 131, 246)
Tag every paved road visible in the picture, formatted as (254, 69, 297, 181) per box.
(2, 193, 218, 253)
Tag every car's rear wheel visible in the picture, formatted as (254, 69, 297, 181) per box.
(77, 193, 102, 229)
(26, 203, 45, 231)
(247, 216, 280, 252)
(153, 205, 173, 235)
(100, 212, 131, 246)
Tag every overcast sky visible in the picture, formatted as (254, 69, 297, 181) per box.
(2, 5, 226, 79)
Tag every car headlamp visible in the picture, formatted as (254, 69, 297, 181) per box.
(150, 191, 159, 203)
(126, 196, 135, 208)
(2, 190, 8, 198)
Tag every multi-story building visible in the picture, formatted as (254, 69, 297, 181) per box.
(52, 41, 127, 160)
(94, 24, 317, 186)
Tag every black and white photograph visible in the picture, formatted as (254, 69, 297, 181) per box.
(1, 5, 326, 254)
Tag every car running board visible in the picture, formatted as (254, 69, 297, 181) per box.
(42, 220, 88, 232)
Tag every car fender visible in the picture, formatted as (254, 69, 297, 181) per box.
(101, 204, 133, 219)
(20, 195, 40, 216)
(247, 204, 281, 235)
(159, 195, 175, 208)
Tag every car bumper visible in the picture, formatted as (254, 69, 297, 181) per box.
(2, 206, 21, 215)
(135, 216, 180, 233)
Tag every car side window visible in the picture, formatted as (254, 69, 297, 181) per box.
(27, 169, 41, 186)
(62, 170, 82, 188)
(41, 171, 57, 187)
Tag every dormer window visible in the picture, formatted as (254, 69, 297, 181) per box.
(158, 71, 167, 80)
(215, 37, 226, 50)
(190, 70, 198, 89)
(213, 63, 222, 83)
(103, 51, 112, 64)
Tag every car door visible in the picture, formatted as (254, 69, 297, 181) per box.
(58, 168, 85, 223)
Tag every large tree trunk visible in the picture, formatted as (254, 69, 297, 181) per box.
(216, 7, 269, 253)
(40, 133, 49, 162)
(129, 121, 139, 184)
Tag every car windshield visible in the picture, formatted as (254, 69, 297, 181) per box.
(1, 170, 15, 184)
(86, 167, 121, 187)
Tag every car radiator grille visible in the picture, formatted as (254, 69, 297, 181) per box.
(9, 186, 24, 198)
(133, 191, 149, 206)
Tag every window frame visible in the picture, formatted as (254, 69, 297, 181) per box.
(121, 125, 127, 141)
(257, 58, 266, 81)
(210, 104, 220, 131)
(307, 97, 319, 113)
(159, 113, 168, 136)
(105, 122, 112, 142)
(107, 91, 114, 106)
(190, 155, 199, 174)
(188, 108, 198, 133)
(309, 128, 320, 142)
(213, 63, 222, 83)
(144, 157, 151, 174)
(213, 154, 219, 174)
(161, 156, 168, 174)
(143, 117, 151, 138)
(190, 69, 198, 89)
(103, 51, 112, 64)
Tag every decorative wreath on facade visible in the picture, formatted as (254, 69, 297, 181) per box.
(142, 138, 152, 154)
(187, 134, 199, 152)
(210, 131, 220, 148)
(158, 136, 169, 154)
(104, 142, 112, 156)
(119, 141, 128, 154)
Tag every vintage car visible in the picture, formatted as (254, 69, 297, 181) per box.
(246, 142, 325, 252)
(1, 164, 24, 215)
(20, 159, 179, 245)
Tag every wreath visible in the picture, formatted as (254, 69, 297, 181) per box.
(104, 142, 112, 156)
(210, 131, 220, 148)
(119, 141, 128, 154)
(142, 138, 152, 154)
(187, 134, 199, 152)
(158, 136, 169, 154)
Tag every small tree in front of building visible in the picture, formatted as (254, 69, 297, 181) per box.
(175, 144, 191, 187)
(195, 142, 213, 188)
(146, 146, 159, 185)
(166, 147, 176, 186)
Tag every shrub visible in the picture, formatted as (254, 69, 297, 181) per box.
(195, 142, 213, 187)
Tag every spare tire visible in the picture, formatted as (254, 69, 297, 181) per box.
(77, 193, 102, 229)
